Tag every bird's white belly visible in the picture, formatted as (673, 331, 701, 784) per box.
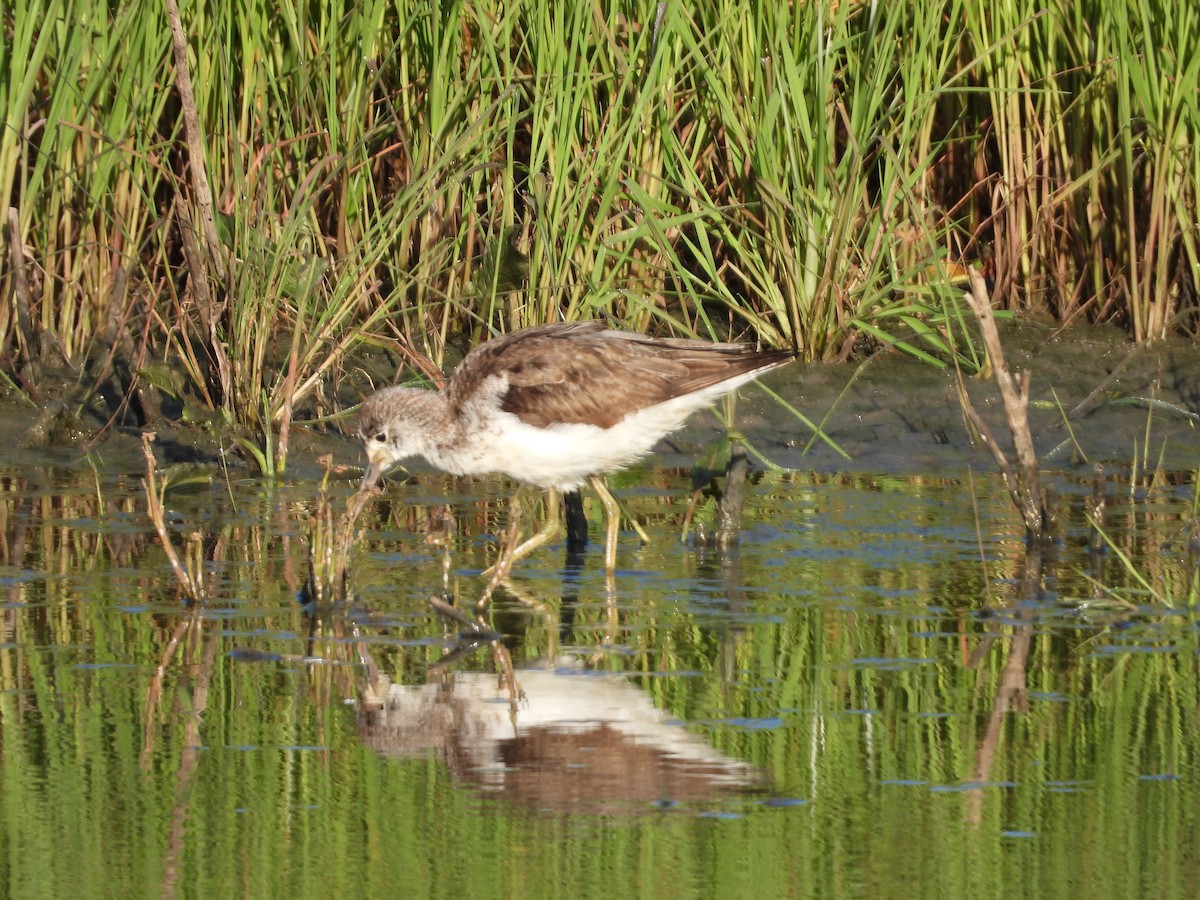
(445, 399, 708, 490)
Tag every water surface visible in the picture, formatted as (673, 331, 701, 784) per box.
(3, 329, 1199, 898)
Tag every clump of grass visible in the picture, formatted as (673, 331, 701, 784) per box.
(303, 456, 380, 607)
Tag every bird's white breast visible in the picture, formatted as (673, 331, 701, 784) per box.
(430, 377, 754, 490)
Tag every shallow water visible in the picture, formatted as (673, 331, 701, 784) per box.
(3, 328, 1200, 898)
(4, 467, 1199, 898)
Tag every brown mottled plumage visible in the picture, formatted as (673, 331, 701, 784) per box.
(357, 321, 793, 491)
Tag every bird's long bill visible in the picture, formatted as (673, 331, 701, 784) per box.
(359, 454, 391, 492)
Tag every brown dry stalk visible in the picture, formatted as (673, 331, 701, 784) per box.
(960, 268, 1046, 539)
(172, 192, 232, 405)
(7, 207, 38, 382)
(140, 432, 201, 600)
(164, 0, 225, 283)
(332, 477, 382, 595)
(165, 0, 234, 413)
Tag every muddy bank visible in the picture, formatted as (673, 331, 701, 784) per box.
(1, 322, 1197, 485)
(768, 321, 1200, 478)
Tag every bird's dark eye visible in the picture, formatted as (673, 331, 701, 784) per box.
(374, 432, 386, 443)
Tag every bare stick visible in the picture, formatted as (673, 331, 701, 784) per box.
(956, 380, 1028, 526)
(332, 484, 377, 598)
(961, 268, 1046, 538)
(164, 0, 225, 282)
(141, 432, 200, 600)
(165, 4, 232, 407)
(7, 207, 39, 384)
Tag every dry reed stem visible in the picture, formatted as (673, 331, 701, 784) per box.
(164, 0, 225, 283)
(7, 207, 38, 384)
(165, 0, 233, 411)
(140, 432, 202, 601)
(335, 485, 379, 587)
(960, 268, 1047, 539)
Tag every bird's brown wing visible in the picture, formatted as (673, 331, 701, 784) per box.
(446, 322, 792, 429)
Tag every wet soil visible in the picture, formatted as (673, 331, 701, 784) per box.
(779, 322, 1200, 477)
(2, 321, 1197, 484)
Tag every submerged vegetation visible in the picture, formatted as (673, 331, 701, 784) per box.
(2, 0, 1198, 467)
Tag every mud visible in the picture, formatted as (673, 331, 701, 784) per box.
(1, 322, 1197, 485)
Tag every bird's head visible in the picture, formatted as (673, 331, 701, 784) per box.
(356, 387, 427, 491)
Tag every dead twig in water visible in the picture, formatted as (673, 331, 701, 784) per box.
(140, 432, 204, 602)
(958, 268, 1049, 540)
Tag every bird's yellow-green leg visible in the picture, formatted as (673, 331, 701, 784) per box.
(480, 488, 562, 578)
